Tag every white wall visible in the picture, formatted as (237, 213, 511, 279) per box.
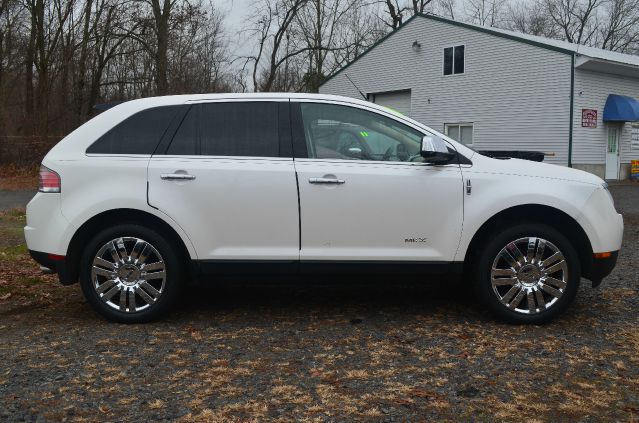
(573, 69, 639, 165)
(320, 16, 573, 165)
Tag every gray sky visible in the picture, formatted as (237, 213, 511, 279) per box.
(219, 0, 254, 57)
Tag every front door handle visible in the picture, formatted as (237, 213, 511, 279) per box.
(309, 177, 345, 184)
(160, 173, 196, 181)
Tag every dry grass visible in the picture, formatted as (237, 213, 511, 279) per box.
(0, 164, 38, 191)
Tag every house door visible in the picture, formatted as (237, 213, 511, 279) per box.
(605, 125, 621, 180)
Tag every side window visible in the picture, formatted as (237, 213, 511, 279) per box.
(444, 45, 465, 75)
(86, 106, 181, 154)
(167, 102, 280, 157)
(445, 123, 473, 146)
(299, 103, 423, 162)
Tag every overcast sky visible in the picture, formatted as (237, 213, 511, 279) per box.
(219, 0, 254, 57)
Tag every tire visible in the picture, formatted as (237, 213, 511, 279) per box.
(472, 223, 580, 324)
(80, 223, 183, 323)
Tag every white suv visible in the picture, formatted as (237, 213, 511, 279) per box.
(25, 93, 623, 323)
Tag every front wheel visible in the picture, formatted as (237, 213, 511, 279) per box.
(80, 224, 183, 323)
(473, 223, 581, 324)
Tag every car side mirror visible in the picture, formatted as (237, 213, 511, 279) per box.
(420, 135, 455, 164)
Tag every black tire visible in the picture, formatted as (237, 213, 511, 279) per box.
(80, 223, 183, 323)
(472, 223, 581, 324)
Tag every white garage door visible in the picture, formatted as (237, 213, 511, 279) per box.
(371, 90, 411, 117)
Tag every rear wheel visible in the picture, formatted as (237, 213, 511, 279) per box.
(473, 223, 580, 324)
(80, 224, 183, 323)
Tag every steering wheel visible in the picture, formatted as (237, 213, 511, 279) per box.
(382, 145, 395, 161)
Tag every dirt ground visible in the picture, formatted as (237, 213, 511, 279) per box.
(0, 184, 637, 422)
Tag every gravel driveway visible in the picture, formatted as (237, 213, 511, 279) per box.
(0, 184, 637, 422)
(0, 190, 35, 211)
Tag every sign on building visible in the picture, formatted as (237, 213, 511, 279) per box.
(582, 109, 598, 127)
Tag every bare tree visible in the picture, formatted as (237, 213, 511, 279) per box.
(378, 0, 433, 29)
(25, 0, 75, 134)
(242, 0, 310, 91)
(465, 0, 507, 26)
(504, 0, 559, 36)
(544, 0, 601, 45)
(597, 0, 639, 51)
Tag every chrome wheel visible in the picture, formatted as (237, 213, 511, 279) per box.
(491, 237, 568, 315)
(91, 237, 166, 313)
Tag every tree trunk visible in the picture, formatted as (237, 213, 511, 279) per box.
(76, 0, 93, 124)
(152, 0, 170, 95)
(24, 2, 36, 132)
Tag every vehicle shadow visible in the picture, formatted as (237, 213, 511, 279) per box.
(171, 277, 485, 323)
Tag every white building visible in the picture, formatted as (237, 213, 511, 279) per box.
(319, 14, 639, 180)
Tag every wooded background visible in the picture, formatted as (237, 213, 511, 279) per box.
(0, 0, 638, 164)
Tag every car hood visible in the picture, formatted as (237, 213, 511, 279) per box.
(473, 155, 604, 186)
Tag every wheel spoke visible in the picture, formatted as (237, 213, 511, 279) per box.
(527, 290, 536, 313)
(140, 281, 161, 299)
(500, 249, 519, 270)
(94, 257, 115, 270)
(501, 285, 520, 304)
(141, 271, 165, 281)
(96, 279, 116, 294)
(107, 242, 121, 264)
(128, 289, 136, 312)
(92, 266, 115, 278)
(492, 277, 518, 286)
(129, 239, 147, 262)
(143, 261, 164, 272)
(534, 239, 546, 264)
(506, 242, 525, 266)
(492, 268, 515, 278)
(136, 286, 156, 304)
(115, 238, 128, 262)
(119, 287, 128, 311)
(102, 284, 121, 301)
(508, 288, 526, 309)
(544, 276, 567, 290)
(526, 238, 537, 263)
(136, 244, 152, 264)
(542, 251, 564, 268)
(534, 288, 546, 310)
(544, 260, 566, 275)
(541, 283, 562, 298)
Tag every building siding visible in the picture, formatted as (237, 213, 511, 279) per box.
(320, 16, 573, 165)
(370, 90, 412, 116)
(573, 69, 639, 166)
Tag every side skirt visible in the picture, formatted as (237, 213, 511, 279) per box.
(193, 260, 464, 283)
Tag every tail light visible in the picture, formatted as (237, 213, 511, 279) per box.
(38, 165, 61, 193)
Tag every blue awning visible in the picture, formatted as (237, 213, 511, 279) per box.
(603, 94, 639, 122)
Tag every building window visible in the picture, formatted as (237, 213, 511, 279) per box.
(444, 45, 465, 75)
(445, 123, 473, 146)
(632, 124, 639, 150)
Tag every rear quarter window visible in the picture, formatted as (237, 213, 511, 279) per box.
(86, 106, 181, 154)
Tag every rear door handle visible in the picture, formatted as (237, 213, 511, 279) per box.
(309, 177, 345, 184)
(160, 173, 196, 181)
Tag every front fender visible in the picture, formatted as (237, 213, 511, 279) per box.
(455, 171, 597, 261)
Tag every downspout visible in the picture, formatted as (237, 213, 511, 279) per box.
(568, 54, 575, 168)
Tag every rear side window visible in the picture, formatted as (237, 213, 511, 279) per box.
(166, 102, 280, 157)
(86, 106, 181, 154)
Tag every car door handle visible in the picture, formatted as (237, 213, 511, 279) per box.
(309, 177, 345, 184)
(160, 173, 196, 181)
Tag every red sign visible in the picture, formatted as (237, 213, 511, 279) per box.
(582, 109, 597, 127)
